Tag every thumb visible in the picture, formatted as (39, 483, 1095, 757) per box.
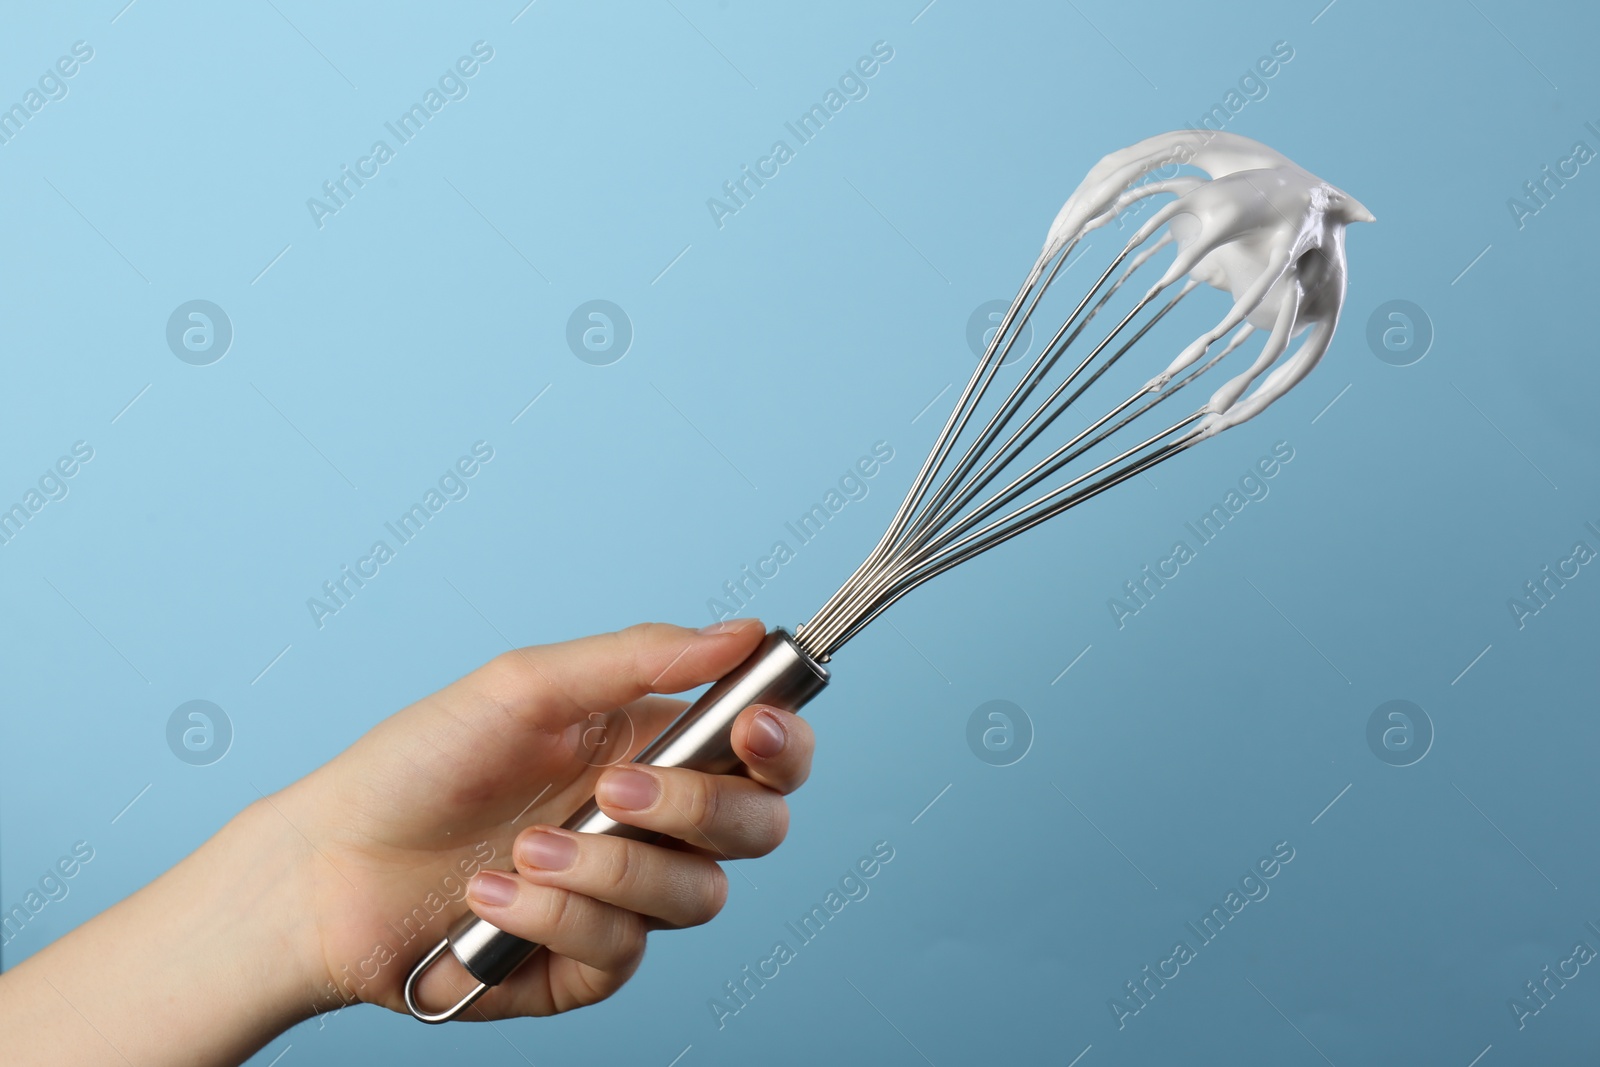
(484, 619, 767, 724)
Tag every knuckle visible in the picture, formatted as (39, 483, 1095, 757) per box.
(482, 648, 520, 681)
(617, 623, 663, 689)
(530, 883, 582, 937)
(605, 911, 649, 971)
(621, 621, 670, 643)
(689, 863, 729, 926)
(480, 649, 543, 713)
(620, 619, 669, 651)
(603, 839, 641, 898)
(753, 800, 790, 856)
(682, 774, 722, 836)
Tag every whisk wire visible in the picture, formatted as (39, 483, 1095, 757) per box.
(796, 134, 1358, 661)
(812, 420, 1204, 654)
(903, 232, 1172, 549)
(803, 231, 1160, 651)
(909, 275, 1198, 556)
(804, 244, 1066, 641)
(818, 372, 1208, 658)
(797, 222, 1218, 659)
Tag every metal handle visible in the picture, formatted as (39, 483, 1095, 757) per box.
(404, 627, 830, 1022)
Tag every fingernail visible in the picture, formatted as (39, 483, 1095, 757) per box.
(518, 830, 577, 872)
(468, 870, 518, 907)
(747, 708, 787, 759)
(599, 767, 658, 811)
(698, 618, 758, 635)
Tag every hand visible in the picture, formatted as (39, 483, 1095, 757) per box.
(274, 618, 815, 1020)
(0, 618, 815, 1066)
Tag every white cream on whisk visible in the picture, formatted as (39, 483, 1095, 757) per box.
(1040, 131, 1372, 436)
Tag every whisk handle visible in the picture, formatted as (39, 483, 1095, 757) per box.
(404, 627, 830, 1023)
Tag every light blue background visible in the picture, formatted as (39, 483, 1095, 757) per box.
(2, 1, 1597, 1064)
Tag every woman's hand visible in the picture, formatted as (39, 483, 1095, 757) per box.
(279, 617, 815, 1019)
(0, 618, 816, 1065)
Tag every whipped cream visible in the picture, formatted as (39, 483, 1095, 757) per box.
(1041, 131, 1372, 435)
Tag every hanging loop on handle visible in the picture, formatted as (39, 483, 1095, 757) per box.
(404, 628, 830, 1023)
(402, 931, 487, 1023)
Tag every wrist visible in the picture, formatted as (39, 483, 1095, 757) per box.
(0, 792, 331, 1066)
(200, 794, 331, 1031)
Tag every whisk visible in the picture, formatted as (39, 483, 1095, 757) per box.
(405, 129, 1372, 1021)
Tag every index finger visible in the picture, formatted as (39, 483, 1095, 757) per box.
(469, 619, 767, 730)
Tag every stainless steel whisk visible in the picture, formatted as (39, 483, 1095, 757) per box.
(405, 129, 1371, 1022)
